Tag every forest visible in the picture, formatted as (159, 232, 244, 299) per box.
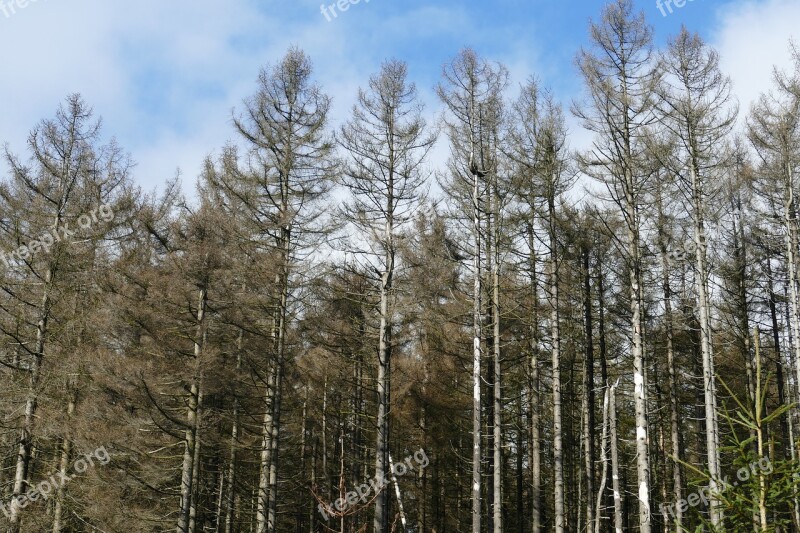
(1, 0, 800, 531)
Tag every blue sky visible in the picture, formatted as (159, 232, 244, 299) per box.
(0, 0, 797, 192)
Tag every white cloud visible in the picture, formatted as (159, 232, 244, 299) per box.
(712, 0, 799, 116)
(3, 0, 796, 199)
(0, 0, 272, 191)
(0, 0, 383, 193)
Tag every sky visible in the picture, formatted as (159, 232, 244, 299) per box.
(0, 0, 797, 195)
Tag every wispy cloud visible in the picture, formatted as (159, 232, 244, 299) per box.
(1, 0, 796, 193)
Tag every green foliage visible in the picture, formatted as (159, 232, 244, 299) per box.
(690, 338, 800, 532)
(709, 437, 798, 532)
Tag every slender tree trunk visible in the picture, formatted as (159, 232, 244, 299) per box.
(388, 454, 408, 530)
(582, 247, 596, 531)
(215, 455, 225, 533)
(51, 385, 76, 533)
(754, 330, 769, 531)
(338, 426, 345, 533)
(625, 187, 651, 533)
(257, 223, 291, 533)
(609, 381, 623, 533)
(731, 203, 760, 501)
(418, 405, 427, 533)
(768, 261, 800, 528)
(189, 388, 204, 533)
(471, 164, 483, 533)
(224, 331, 243, 533)
(178, 395, 199, 533)
(8, 269, 52, 533)
(528, 226, 542, 533)
(321, 375, 329, 497)
(492, 215, 502, 533)
(767, 262, 791, 453)
(788, 405, 800, 529)
(373, 241, 393, 532)
(732, 208, 756, 409)
(596, 259, 612, 531)
(257, 365, 276, 533)
(595, 384, 610, 533)
(663, 254, 683, 532)
(309, 434, 317, 533)
(548, 197, 565, 533)
(267, 266, 289, 533)
(373, 164, 396, 532)
(782, 279, 800, 532)
(696, 188, 721, 525)
(178, 287, 208, 533)
(656, 189, 683, 532)
(516, 395, 524, 533)
(297, 392, 308, 533)
(267, 228, 290, 532)
(785, 187, 800, 455)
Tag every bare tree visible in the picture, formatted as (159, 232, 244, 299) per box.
(438, 48, 508, 533)
(0, 95, 131, 533)
(338, 58, 435, 533)
(574, 1, 660, 530)
(510, 79, 572, 532)
(226, 47, 335, 533)
(653, 178, 685, 532)
(749, 45, 800, 459)
(655, 29, 737, 525)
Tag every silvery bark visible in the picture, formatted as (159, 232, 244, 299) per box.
(178, 287, 207, 533)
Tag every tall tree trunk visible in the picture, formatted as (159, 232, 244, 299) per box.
(548, 197, 565, 533)
(373, 218, 394, 533)
(516, 395, 524, 533)
(662, 254, 683, 532)
(767, 261, 790, 454)
(213, 461, 224, 533)
(690, 164, 720, 527)
(595, 384, 610, 533)
(528, 225, 542, 533)
(471, 163, 483, 533)
(582, 247, 595, 531)
(224, 331, 243, 533)
(625, 184, 651, 533)
(8, 268, 52, 533)
(51, 384, 77, 533)
(492, 214, 502, 533)
(784, 186, 800, 467)
(258, 224, 291, 533)
(596, 258, 612, 531)
(418, 405, 427, 533)
(189, 388, 204, 533)
(309, 434, 317, 533)
(388, 454, 408, 530)
(178, 287, 208, 533)
(257, 361, 276, 532)
(609, 381, 623, 533)
(754, 329, 769, 531)
(267, 228, 290, 532)
(783, 279, 800, 531)
(298, 391, 308, 533)
(372, 137, 398, 530)
(656, 190, 683, 532)
(732, 204, 756, 408)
